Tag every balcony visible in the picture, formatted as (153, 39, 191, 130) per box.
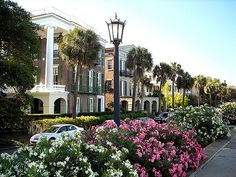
(71, 84, 103, 95)
(31, 84, 66, 92)
(120, 70, 133, 77)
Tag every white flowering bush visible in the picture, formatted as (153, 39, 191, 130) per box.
(220, 102, 236, 124)
(172, 104, 230, 146)
(0, 133, 137, 177)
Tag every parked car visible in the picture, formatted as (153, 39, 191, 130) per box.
(137, 117, 155, 123)
(30, 124, 84, 144)
(154, 112, 175, 123)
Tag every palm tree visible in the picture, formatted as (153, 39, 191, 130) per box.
(153, 62, 171, 113)
(193, 75, 207, 106)
(204, 78, 220, 106)
(126, 47, 153, 111)
(140, 75, 152, 111)
(170, 62, 181, 109)
(177, 71, 194, 107)
(59, 28, 100, 118)
(217, 82, 228, 103)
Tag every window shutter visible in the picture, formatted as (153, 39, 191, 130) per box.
(58, 65, 62, 84)
(87, 71, 89, 93)
(100, 48, 105, 66)
(80, 97, 82, 112)
(96, 72, 99, 94)
(87, 98, 90, 112)
(93, 98, 96, 112)
(101, 73, 104, 93)
(93, 71, 96, 93)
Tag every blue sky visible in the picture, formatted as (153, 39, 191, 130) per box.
(14, 0, 236, 86)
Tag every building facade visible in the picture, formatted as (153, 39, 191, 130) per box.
(30, 8, 106, 114)
(104, 45, 160, 114)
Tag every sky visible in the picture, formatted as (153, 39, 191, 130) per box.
(14, 0, 236, 86)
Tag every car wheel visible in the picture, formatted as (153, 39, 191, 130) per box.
(49, 137, 56, 144)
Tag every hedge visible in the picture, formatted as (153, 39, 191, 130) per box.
(29, 112, 147, 135)
(220, 102, 236, 124)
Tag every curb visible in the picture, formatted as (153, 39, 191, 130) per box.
(190, 140, 230, 177)
(190, 128, 236, 177)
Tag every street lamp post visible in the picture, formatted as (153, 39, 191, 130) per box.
(106, 13, 126, 126)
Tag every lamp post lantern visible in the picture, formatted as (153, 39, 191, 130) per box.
(106, 13, 126, 126)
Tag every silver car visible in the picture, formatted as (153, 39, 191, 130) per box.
(30, 124, 84, 144)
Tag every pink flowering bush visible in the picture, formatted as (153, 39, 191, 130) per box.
(82, 119, 207, 177)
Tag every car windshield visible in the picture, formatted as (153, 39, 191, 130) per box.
(43, 126, 59, 133)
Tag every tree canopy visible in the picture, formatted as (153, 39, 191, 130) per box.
(0, 0, 39, 91)
(59, 27, 100, 118)
(126, 47, 153, 111)
(0, 0, 40, 128)
(153, 62, 171, 112)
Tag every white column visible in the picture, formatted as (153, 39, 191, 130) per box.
(45, 25, 54, 90)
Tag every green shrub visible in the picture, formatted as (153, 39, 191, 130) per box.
(172, 104, 230, 147)
(29, 112, 147, 135)
(220, 102, 236, 124)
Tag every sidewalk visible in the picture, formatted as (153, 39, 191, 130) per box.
(190, 126, 236, 177)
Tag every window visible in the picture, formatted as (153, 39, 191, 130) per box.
(120, 60, 125, 70)
(68, 125, 76, 131)
(89, 98, 93, 112)
(53, 43, 59, 58)
(98, 72, 101, 87)
(57, 126, 67, 133)
(108, 60, 112, 70)
(105, 80, 112, 92)
(124, 81, 127, 96)
(120, 81, 127, 96)
(89, 70, 93, 92)
(130, 82, 132, 96)
(53, 65, 59, 85)
(76, 97, 80, 114)
(120, 81, 122, 96)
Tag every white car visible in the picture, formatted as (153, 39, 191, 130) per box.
(30, 124, 84, 144)
(137, 117, 155, 123)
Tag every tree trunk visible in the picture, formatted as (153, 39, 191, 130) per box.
(197, 89, 200, 106)
(132, 75, 137, 112)
(182, 88, 185, 107)
(158, 82, 163, 113)
(72, 64, 80, 119)
(140, 82, 145, 111)
(171, 80, 175, 109)
(209, 94, 212, 106)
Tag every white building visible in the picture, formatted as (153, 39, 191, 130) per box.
(30, 8, 106, 114)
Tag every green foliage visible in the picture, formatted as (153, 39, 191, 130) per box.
(166, 92, 189, 108)
(0, 134, 137, 176)
(29, 112, 147, 135)
(0, 0, 39, 89)
(170, 62, 182, 108)
(172, 105, 229, 147)
(220, 102, 236, 124)
(193, 75, 207, 106)
(0, 0, 40, 129)
(162, 82, 189, 108)
(59, 27, 100, 119)
(126, 46, 153, 111)
(176, 71, 194, 107)
(153, 62, 172, 112)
